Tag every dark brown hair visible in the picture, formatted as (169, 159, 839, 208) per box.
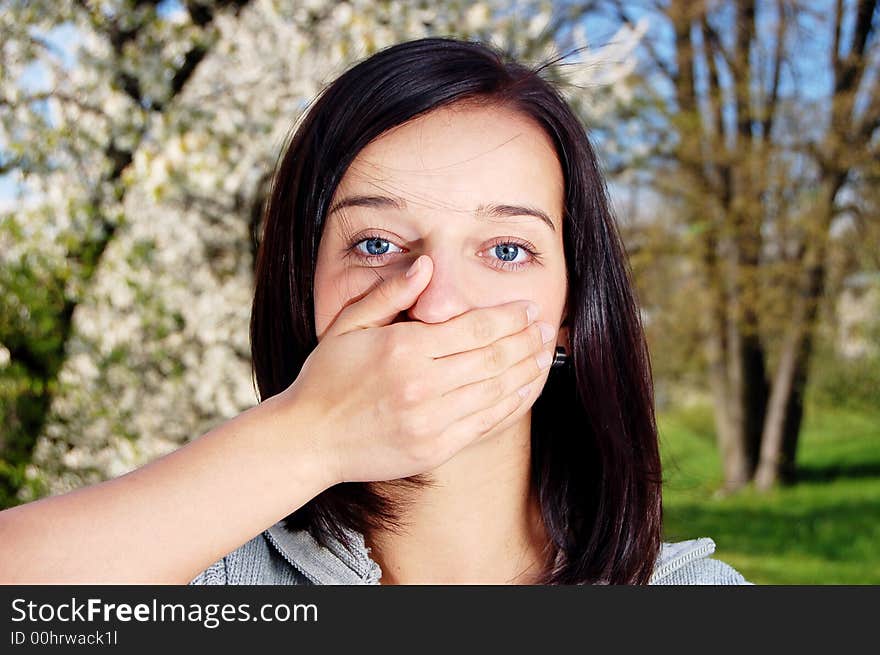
(250, 37, 662, 584)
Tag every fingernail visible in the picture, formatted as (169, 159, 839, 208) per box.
(536, 350, 553, 369)
(537, 322, 555, 344)
(405, 257, 421, 279)
(526, 301, 539, 323)
(517, 384, 531, 399)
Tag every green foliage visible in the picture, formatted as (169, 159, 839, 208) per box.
(806, 342, 880, 412)
(0, 231, 71, 508)
(808, 356, 880, 411)
(659, 403, 880, 584)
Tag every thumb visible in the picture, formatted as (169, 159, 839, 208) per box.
(324, 255, 432, 338)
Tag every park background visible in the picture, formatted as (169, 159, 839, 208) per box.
(1, 0, 878, 584)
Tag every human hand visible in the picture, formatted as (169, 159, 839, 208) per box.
(277, 255, 556, 484)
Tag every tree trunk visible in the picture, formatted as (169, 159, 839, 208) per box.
(1, 2, 252, 506)
(754, 322, 803, 490)
(742, 331, 769, 474)
(779, 347, 810, 483)
(736, 207, 769, 476)
(708, 331, 751, 490)
(755, 183, 835, 489)
(699, 217, 752, 491)
(755, 262, 825, 489)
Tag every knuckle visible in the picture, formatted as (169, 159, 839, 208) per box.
(409, 444, 434, 469)
(476, 409, 497, 434)
(471, 316, 494, 342)
(409, 432, 439, 467)
(480, 376, 505, 404)
(482, 341, 504, 373)
(400, 411, 430, 440)
(385, 329, 410, 359)
(399, 379, 424, 405)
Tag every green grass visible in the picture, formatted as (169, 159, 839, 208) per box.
(658, 402, 880, 584)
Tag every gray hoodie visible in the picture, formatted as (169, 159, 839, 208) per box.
(189, 520, 751, 585)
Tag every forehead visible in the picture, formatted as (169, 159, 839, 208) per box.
(333, 102, 564, 223)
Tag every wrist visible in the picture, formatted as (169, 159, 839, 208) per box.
(256, 390, 341, 492)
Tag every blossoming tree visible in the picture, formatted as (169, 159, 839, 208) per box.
(1, 0, 643, 504)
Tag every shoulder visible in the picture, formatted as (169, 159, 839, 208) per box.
(189, 526, 751, 586)
(188, 519, 380, 585)
(188, 530, 309, 585)
(650, 537, 752, 585)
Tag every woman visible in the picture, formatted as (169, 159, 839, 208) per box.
(0, 37, 747, 585)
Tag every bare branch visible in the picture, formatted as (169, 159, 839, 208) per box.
(0, 157, 22, 176)
(761, 0, 786, 140)
(732, 0, 757, 142)
(612, 4, 677, 80)
(701, 15, 727, 142)
(833, 0, 877, 97)
(0, 90, 110, 121)
(831, 0, 844, 75)
(668, 0, 699, 113)
(701, 18, 734, 72)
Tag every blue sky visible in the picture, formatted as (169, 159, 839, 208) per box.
(0, 21, 80, 210)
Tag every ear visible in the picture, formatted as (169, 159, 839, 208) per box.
(556, 325, 571, 351)
(559, 300, 571, 349)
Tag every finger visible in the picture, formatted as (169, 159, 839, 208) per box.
(424, 341, 554, 431)
(324, 255, 433, 338)
(437, 365, 545, 457)
(431, 320, 555, 394)
(408, 299, 540, 359)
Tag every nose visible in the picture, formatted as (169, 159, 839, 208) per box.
(405, 252, 471, 324)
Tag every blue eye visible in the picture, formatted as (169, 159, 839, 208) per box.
(494, 243, 523, 263)
(347, 233, 541, 272)
(352, 236, 403, 257)
(483, 237, 540, 271)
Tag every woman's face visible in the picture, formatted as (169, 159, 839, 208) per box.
(314, 101, 568, 355)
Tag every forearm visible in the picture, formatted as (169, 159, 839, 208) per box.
(0, 394, 332, 584)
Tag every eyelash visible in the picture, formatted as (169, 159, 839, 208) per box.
(345, 232, 542, 272)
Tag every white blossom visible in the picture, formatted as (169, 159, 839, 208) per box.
(5, 0, 641, 498)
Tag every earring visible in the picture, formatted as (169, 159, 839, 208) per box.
(550, 345, 568, 368)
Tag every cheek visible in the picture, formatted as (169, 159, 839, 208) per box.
(312, 256, 345, 341)
(502, 265, 566, 323)
(539, 253, 568, 324)
(313, 261, 385, 340)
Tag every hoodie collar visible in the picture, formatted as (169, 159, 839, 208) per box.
(265, 520, 716, 585)
(650, 537, 716, 583)
(265, 521, 382, 585)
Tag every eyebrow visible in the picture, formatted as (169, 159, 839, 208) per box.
(327, 194, 556, 233)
